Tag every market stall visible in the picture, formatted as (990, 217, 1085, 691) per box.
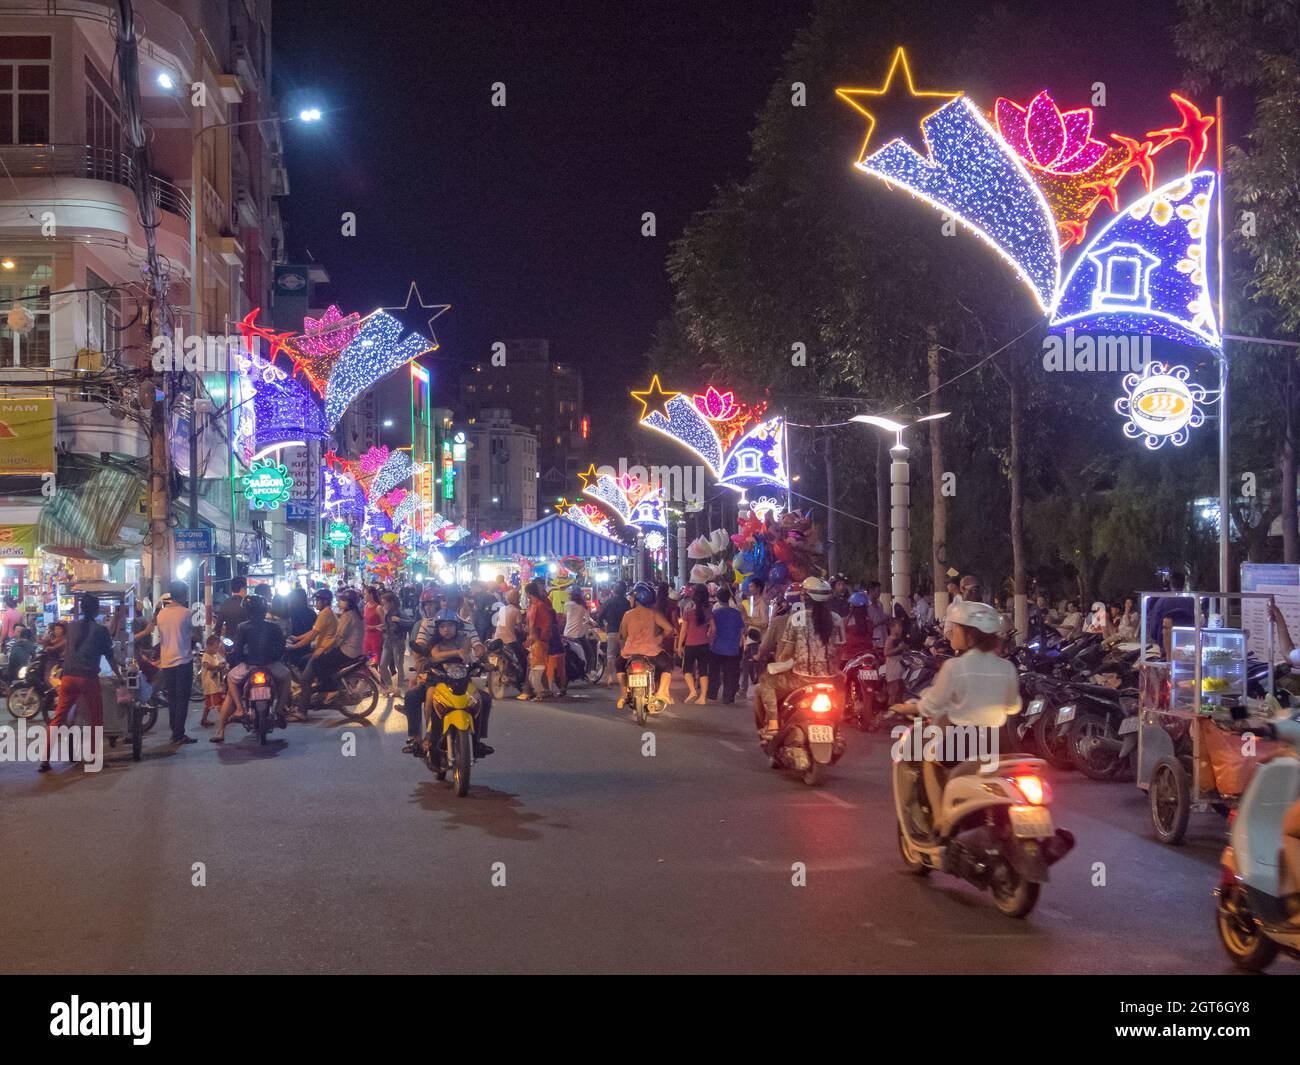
(458, 513, 634, 586)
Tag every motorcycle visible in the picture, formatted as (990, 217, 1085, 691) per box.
(1061, 684, 1139, 780)
(237, 666, 285, 745)
(842, 646, 888, 732)
(484, 638, 526, 699)
(289, 654, 381, 720)
(415, 659, 485, 797)
(563, 633, 606, 687)
(624, 654, 664, 725)
(1214, 713, 1300, 970)
(892, 707, 1075, 917)
(6, 649, 59, 723)
(761, 676, 846, 786)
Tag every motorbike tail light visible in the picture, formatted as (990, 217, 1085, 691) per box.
(810, 692, 833, 714)
(1226, 808, 1237, 828)
(1012, 774, 1047, 806)
(251, 671, 268, 685)
(628, 661, 646, 674)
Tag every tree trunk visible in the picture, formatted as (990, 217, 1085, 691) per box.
(1283, 357, 1297, 563)
(928, 326, 948, 613)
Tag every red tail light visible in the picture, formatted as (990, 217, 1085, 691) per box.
(1013, 774, 1046, 805)
(628, 661, 646, 674)
(810, 692, 833, 714)
(251, 671, 268, 685)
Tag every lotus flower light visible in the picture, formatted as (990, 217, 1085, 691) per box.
(995, 91, 1108, 176)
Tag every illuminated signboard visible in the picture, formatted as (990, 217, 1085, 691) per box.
(241, 459, 293, 510)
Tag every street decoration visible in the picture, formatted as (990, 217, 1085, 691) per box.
(1114, 361, 1208, 449)
(555, 498, 615, 537)
(240, 458, 293, 510)
(370, 448, 416, 500)
(363, 532, 406, 583)
(838, 52, 1223, 448)
(250, 370, 329, 461)
(632, 375, 789, 492)
(325, 520, 353, 549)
(581, 469, 668, 531)
(643, 530, 666, 551)
(324, 311, 434, 430)
(323, 466, 366, 516)
(287, 304, 362, 395)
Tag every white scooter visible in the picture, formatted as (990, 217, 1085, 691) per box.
(1215, 713, 1300, 970)
(892, 708, 1075, 918)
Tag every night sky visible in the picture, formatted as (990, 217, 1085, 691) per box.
(273, 0, 1189, 452)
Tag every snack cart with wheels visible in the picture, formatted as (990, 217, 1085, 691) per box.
(66, 580, 148, 762)
(1136, 591, 1277, 844)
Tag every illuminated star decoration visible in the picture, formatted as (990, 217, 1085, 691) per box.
(629, 375, 679, 420)
(576, 463, 600, 490)
(1146, 93, 1215, 173)
(835, 46, 960, 161)
(635, 378, 788, 492)
(1050, 172, 1220, 349)
(370, 449, 416, 500)
(847, 92, 1061, 311)
(381, 282, 451, 348)
(287, 305, 362, 396)
(583, 474, 633, 523)
(325, 311, 434, 430)
(1114, 361, 1210, 450)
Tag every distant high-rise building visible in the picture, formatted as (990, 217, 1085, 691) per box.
(459, 339, 588, 501)
(463, 408, 537, 532)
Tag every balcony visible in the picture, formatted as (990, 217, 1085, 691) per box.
(0, 144, 190, 223)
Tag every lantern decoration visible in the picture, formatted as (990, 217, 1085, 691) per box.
(325, 311, 434, 430)
(250, 371, 328, 461)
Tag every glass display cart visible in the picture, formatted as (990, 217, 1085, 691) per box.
(1136, 591, 1276, 844)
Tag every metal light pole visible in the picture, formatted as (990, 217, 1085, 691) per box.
(853, 412, 950, 609)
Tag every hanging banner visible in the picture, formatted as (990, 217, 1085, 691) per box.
(0, 524, 37, 558)
(0, 398, 55, 475)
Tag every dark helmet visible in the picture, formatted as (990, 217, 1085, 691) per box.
(313, 588, 333, 606)
(632, 581, 655, 608)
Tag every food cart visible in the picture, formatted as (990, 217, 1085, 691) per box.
(66, 580, 149, 762)
(1136, 590, 1279, 844)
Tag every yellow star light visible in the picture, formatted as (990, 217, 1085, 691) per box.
(630, 374, 680, 420)
(576, 464, 600, 490)
(836, 47, 961, 164)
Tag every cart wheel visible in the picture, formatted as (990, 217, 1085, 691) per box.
(1150, 756, 1190, 845)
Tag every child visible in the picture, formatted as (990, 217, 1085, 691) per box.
(200, 635, 227, 727)
(883, 616, 906, 708)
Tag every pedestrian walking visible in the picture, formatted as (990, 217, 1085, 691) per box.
(707, 584, 744, 704)
(155, 581, 198, 744)
(39, 592, 122, 772)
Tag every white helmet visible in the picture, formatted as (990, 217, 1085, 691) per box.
(801, 576, 832, 602)
(945, 599, 1003, 634)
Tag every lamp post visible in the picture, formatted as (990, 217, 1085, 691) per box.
(852, 412, 950, 609)
(187, 106, 322, 596)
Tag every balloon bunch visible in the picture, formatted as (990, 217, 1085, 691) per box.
(730, 507, 824, 593)
(363, 531, 407, 583)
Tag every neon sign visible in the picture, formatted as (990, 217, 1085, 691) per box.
(241, 459, 293, 510)
(1114, 361, 1208, 449)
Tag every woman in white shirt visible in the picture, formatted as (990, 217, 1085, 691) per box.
(895, 600, 1020, 825)
(562, 588, 597, 674)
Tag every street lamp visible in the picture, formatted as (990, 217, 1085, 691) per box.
(852, 412, 950, 607)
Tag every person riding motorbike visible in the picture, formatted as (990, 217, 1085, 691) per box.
(753, 586, 803, 729)
(212, 595, 292, 742)
(417, 609, 493, 759)
(615, 580, 675, 709)
(892, 599, 1020, 838)
(288, 588, 339, 721)
(760, 577, 841, 738)
(403, 593, 490, 755)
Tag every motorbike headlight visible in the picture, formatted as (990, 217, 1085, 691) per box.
(16, 665, 28, 680)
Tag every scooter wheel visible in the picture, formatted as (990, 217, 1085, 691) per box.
(991, 869, 1039, 918)
(1216, 882, 1279, 971)
(896, 823, 930, 877)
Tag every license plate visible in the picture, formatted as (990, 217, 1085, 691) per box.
(628, 673, 649, 687)
(1118, 715, 1139, 735)
(1026, 697, 1045, 717)
(1056, 704, 1076, 724)
(1009, 804, 1054, 838)
(250, 687, 270, 701)
(807, 724, 834, 743)
(857, 669, 879, 681)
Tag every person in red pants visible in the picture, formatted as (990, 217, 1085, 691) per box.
(40, 592, 122, 772)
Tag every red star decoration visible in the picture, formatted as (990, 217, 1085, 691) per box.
(1106, 135, 1157, 192)
(1146, 93, 1214, 172)
(1058, 219, 1089, 250)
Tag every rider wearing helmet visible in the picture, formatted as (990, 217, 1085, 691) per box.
(615, 580, 675, 709)
(894, 600, 1019, 834)
(286, 588, 338, 722)
(403, 600, 490, 756)
(759, 577, 842, 737)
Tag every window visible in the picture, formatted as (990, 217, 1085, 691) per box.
(85, 269, 120, 357)
(85, 60, 121, 180)
(0, 257, 51, 368)
(0, 37, 50, 145)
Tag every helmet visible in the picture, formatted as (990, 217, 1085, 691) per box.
(420, 587, 439, 603)
(945, 600, 1003, 634)
(313, 588, 333, 605)
(848, 591, 869, 607)
(801, 576, 832, 602)
(632, 581, 655, 607)
(435, 608, 460, 622)
(783, 586, 803, 604)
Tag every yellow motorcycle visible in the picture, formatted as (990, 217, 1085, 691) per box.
(418, 659, 484, 797)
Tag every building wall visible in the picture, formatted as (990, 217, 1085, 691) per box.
(464, 407, 537, 532)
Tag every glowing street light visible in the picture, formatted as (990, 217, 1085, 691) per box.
(299, 107, 323, 123)
(852, 411, 950, 606)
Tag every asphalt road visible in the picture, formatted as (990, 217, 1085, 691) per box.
(1, 675, 1294, 975)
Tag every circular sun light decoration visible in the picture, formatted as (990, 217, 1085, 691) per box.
(1114, 361, 1207, 449)
(643, 530, 666, 551)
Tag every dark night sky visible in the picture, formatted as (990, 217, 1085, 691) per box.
(272, 0, 1190, 451)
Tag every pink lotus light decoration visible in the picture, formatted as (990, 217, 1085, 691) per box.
(358, 446, 389, 475)
(692, 385, 741, 422)
(297, 305, 362, 358)
(995, 92, 1109, 176)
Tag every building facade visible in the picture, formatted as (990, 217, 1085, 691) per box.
(463, 407, 537, 534)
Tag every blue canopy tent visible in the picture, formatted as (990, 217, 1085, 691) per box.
(464, 513, 634, 562)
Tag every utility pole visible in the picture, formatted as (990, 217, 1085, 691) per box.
(928, 326, 947, 614)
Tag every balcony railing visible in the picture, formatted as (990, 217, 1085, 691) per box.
(0, 143, 190, 223)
